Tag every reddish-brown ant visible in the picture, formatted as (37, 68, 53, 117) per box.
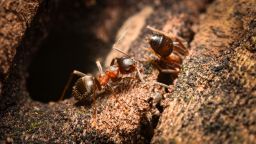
(60, 48, 144, 105)
(146, 26, 189, 74)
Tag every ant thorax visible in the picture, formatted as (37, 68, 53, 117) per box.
(96, 64, 120, 87)
(106, 65, 120, 79)
(97, 73, 109, 86)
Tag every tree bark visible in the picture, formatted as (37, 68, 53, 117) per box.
(0, 0, 255, 143)
(152, 0, 256, 143)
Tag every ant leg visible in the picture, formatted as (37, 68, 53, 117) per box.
(159, 68, 179, 74)
(113, 48, 130, 57)
(73, 70, 86, 77)
(155, 64, 179, 74)
(93, 87, 97, 119)
(144, 55, 178, 75)
(135, 67, 145, 83)
(146, 26, 169, 37)
(106, 84, 117, 99)
(152, 60, 179, 74)
(173, 44, 188, 56)
(173, 51, 186, 60)
(173, 40, 189, 56)
(91, 86, 97, 127)
(59, 70, 86, 101)
(155, 79, 178, 93)
(96, 60, 104, 74)
(153, 81, 169, 89)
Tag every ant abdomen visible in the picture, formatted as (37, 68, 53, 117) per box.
(149, 34, 173, 57)
(72, 75, 96, 101)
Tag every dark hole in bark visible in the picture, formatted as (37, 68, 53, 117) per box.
(157, 73, 177, 92)
(140, 113, 154, 144)
(27, 0, 131, 103)
(156, 102, 164, 113)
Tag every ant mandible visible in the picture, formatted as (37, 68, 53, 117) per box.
(146, 26, 189, 74)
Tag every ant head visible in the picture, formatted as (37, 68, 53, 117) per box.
(149, 33, 173, 57)
(113, 48, 145, 82)
(117, 56, 136, 72)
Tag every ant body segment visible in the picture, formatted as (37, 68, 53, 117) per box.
(72, 72, 100, 102)
(146, 26, 189, 74)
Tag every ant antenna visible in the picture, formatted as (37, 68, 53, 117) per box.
(112, 30, 127, 50)
(111, 30, 129, 57)
(96, 60, 104, 74)
(146, 25, 167, 36)
(113, 48, 130, 57)
(60, 70, 86, 101)
(136, 67, 145, 83)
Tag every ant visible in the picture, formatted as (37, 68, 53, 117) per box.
(146, 26, 189, 74)
(60, 48, 144, 100)
(60, 48, 144, 117)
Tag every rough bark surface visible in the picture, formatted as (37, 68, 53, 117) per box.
(152, 0, 256, 143)
(0, 0, 41, 102)
(0, 0, 40, 75)
(0, 0, 255, 143)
